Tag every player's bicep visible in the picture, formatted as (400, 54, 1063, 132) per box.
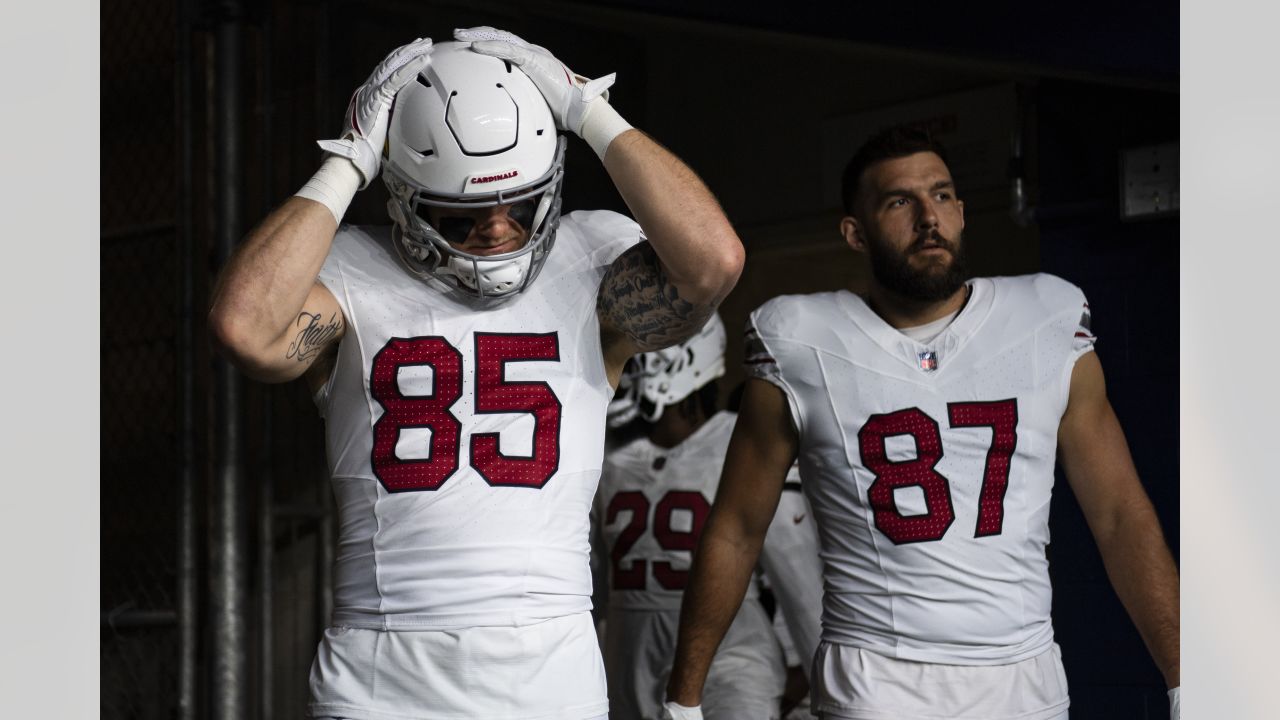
(597, 241, 716, 359)
(714, 378, 801, 540)
(1058, 352, 1149, 539)
(256, 281, 346, 384)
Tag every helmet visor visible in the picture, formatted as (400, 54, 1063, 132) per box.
(415, 196, 539, 246)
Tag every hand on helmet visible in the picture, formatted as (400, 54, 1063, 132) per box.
(453, 26, 614, 137)
(318, 37, 433, 189)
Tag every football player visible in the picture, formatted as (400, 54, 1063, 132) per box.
(757, 460, 823, 717)
(208, 28, 744, 720)
(723, 385, 825, 716)
(662, 126, 1180, 720)
(594, 315, 822, 720)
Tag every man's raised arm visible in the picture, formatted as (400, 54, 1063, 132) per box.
(208, 198, 345, 383)
(208, 38, 433, 383)
(458, 27, 744, 377)
(594, 130, 744, 358)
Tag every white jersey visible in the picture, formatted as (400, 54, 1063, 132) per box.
(314, 210, 641, 631)
(759, 464, 824, 677)
(594, 411, 784, 720)
(744, 274, 1095, 665)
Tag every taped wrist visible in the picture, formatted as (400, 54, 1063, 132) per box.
(295, 156, 362, 224)
(580, 97, 633, 160)
(661, 701, 703, 720)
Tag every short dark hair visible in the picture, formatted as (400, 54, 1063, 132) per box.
(840, 126, 952, 216)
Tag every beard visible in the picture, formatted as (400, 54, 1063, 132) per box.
(865, 229, 970, 303)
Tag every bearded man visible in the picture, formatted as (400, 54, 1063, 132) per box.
(661, 126, 1180, 720)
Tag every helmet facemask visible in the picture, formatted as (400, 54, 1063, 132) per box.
(385, 137, 564, 299)
(607, 356, 643, 430)
(381, 41, 565, 301)
(634, 314, 728, 422)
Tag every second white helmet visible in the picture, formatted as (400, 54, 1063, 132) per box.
(634, 314, 727, 422)
(606, 357, 643, 429)
(382, 40, 564, 300)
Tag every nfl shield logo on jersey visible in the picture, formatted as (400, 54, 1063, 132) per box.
(918, 351, 938, 372)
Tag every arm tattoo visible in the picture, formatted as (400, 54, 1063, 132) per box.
(598, 242, 713, 351)
(285, 311, 342, 363)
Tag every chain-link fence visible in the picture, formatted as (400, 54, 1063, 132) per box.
(102, 0, 181, 716)
(101, 226, 182, 718)
(104, 0, 338, 714)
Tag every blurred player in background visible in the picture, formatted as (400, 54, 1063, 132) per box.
(725, 382, 824, 719)
(595, 315, 822, 720)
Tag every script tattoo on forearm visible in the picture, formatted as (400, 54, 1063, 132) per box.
(286, 311, 342, 362)
(598, 242, 712, 351)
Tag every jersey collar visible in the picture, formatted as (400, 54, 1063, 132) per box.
(838, 278, 996, 376)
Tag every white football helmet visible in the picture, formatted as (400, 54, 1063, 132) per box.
(382, 40, 565, 299)
(606, 357, 642, 429)
(635, 314, 727, 422)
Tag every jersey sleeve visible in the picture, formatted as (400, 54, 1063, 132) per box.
(561, 209, 646, 272)
(1070, 297, 1096, 361)
(743, 304, 804, 437)
(1028, 273, 1097, 408)
(315, 224, 368, 319)
(311, 225, 367, 417)
(743, 314, 783, 384)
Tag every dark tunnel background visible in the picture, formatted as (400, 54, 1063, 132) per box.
(100, 1, 1178, 717)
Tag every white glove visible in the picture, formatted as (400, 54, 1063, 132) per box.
(1168, 686, 1179, 720)
(317, 37, 433, 189)
(453, 26, 614, 136)
(658, 701, 704, 720)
